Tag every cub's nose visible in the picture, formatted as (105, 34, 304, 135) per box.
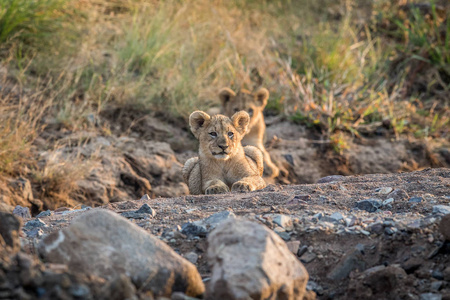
(218, 145, 228, 150)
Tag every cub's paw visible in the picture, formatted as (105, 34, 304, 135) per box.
(205, 185, 229, 195)
(231, 181, 254, 193)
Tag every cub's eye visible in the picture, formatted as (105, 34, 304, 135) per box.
(248, 108, 254, 116)
(209, 132, 217, 138)
(228, 132, 234, 138)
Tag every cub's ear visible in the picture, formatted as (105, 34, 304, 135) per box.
(231, 111, 250, 136)
(254, 87, 269, 108)
(219, 88, 236, 106)
(189, 111, 211, 139)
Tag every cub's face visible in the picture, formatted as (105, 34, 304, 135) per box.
(219, 87, 269, 129)
(189, 111, 250, 160)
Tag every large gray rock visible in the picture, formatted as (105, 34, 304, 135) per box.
(207, 218, 309, 300)
(38, 209, 204, 297)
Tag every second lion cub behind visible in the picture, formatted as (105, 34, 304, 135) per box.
(182, 110, 266, 195)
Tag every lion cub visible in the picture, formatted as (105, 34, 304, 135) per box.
(183, 110, 266, 195)
(219, 87, 280, 178)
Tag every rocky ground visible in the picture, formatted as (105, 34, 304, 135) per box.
(1, 168, 449, 299)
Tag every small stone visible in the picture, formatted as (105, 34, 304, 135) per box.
(12, 206, 31, 219)
(368, 223, 384, 234)
(300, 252, 317, 263)
(36, 210, 52, 218)
(430, 281, 442, 291)
(184, 252, 198, 264)
(140, 194, 150, 201)
(317, 175, 345, 183)
(276, 231, 291, 241)
(439, 214, 450, 240)
(0, 212, 22, 252)
(24, 218, 46, 229)
(313, 213, 323, 220)
(273, 214, 293, 231)
(69, 284, 90, 298)
(377, 187, 393, 195)
(384, 227, 397, 235)
(325, 212, 344, 223)
(135, 204, 156, 217)
(327, 245, 366, 280)
(26, 228, 44, 238)
(355, 199, 382, 213)
(409, 197, 423, 203)
(387, 189, 409, 201)
(181, 223, 207, 237)
(306, 281, 324, 295)
(382, 198, 394, 206)
(433, 205, 450, 215)
(419, 293, 442, 300)
(273, 227, 285, 233)
(297, 245, 308, 257)
(286, 241, 301, 255)
(432, 270, 444, 280)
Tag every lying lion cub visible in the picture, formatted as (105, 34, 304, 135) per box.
(219, 87, 280, 178)
(183, 110, 266, 195)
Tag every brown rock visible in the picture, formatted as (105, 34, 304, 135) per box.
(207, 218, 308, 300)
(0, 212, 22, 253)
(439, 214, 450, 241)
(38, 209, 204, 297)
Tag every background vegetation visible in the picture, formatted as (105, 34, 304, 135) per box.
(0, 0, 448, 195)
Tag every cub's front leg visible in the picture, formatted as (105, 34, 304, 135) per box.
(231, 176, 266, 192)
(204, 179, 230, 195)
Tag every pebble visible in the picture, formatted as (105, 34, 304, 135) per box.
(377, 187, 393, 195)
(299, 252, 317, 263)
(36, 210, 52, 218)
(24, 219, 46, 229)
(313, 213, 323, 220)
(385, 227, 397, 235)
(286, 241, 300, 255)
(181, 223, 208, 237)
(433, 205, 450, 215)
(276, 232, 291, 241)
(26, 228, 44, 238)
(297, 245, 308, 257)
(323, 212, 344, 223)
(272, 214, 293, 231)
(140, 194, 150, 201)
(355, 199, 382, 213)
(135, 204, 156, 217)
(409, 197, 423, 203)
(419, 293, 442, 300)
(387, 189, 409, 201)
(382, 198, 394, 206)
(306, 281, 324, 295)
(430, 281, 442, 291)
(184, 252, 198, 264)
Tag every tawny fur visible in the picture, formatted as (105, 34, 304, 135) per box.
(219, 87, 280, 178)
(182, 111, 266, 195)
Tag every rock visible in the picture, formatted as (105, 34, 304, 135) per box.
(323, 212, 344, 223)
(38, 209, 204, 297)
(8, 177, 34, 201)
(317, 175, 345, 183)
(135, 204, 156, 216)
(276, 231, 291, 241)
(36, 210, 52, 218)
(121, 204, 156, 219)
(207, 218, 308, 300)
(387, 189, 409, 201)
(368, 222, 384, 234)
(24, 218, 46, 229)
(300, 252, 317, 264)
(443, 266, 450, 281)
(433, 205, 450, 215)
(286, 241, 301, 255)
(26, 228, 44, 238)
(12, 205, 31, 219)
(355, 199, 382, 213)
(306, 281, 324, 296)
(382, 198, 394, 206)
(327, 245, 366, 280)
(272, 214, 293, 230)
(409, 196, 423, 203)
(0, 212, 22, 252)
(439, 214, 450, 240)
(140, 194, 150, 201)
(420, 293, 442, 300)
(377, 187, 393, 195)
(184, 252, 198, 264)
(182, 211, 236, 237)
